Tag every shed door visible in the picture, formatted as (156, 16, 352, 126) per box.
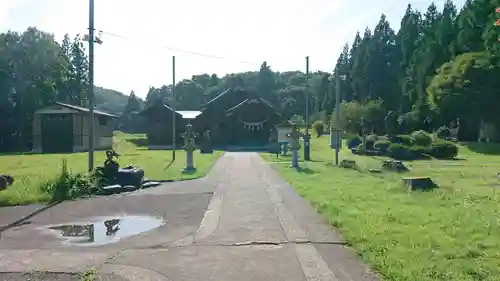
(41, 114, 74, 153)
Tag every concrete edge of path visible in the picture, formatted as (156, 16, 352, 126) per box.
(100, 263, 172, 281)
(0, 265, 171, 281)
(0, 250, 171, 281)
(193, 174, 225, 241)
(193, 153, 230, 242)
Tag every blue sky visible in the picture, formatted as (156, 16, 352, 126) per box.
(0, 0, 464, 98)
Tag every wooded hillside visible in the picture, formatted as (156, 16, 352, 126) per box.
(0, 30, 142, 151)
(144, 0, 500, 141)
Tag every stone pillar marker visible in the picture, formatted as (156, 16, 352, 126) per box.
(286, 123, 303, 168)
(182, 123, 197, 173)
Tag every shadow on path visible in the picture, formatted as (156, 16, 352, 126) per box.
(0, 201, 61, 235)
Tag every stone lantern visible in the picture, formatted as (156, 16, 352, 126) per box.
(182, 123, 197, 172)
(286, 122, 304, 168)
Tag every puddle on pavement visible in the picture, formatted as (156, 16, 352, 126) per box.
(43, 215, 165, 246)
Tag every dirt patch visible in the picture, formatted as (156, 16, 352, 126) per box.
(0, 271, 127, 281)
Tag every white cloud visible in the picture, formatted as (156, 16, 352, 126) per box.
(0, 0, 12, 28)
(1, 0, 463, 98)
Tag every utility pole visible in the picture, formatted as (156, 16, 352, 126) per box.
(334, 74, 346, 165)
(172, 56, 176, 161)
(303, 56, 311, 161)
(87, 0, 95, 172)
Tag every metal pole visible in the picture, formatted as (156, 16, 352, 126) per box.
(335, 74, 341, 165)
(172, 56, 176, 161)
(305, 56, 309, 137)
(303, 56, 311, 161)
(88, 0, 95, 172)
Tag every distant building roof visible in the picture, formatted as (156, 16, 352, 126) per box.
(139, 103, 203, 120)
(176, 110, 202, 119)
(35, 102, 117, 118)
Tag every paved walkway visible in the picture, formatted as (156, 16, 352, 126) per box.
(0, 153, 379, 281)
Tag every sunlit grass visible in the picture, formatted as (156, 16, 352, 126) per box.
(262, 137, 500, 281)
(0, 131, 222, 206)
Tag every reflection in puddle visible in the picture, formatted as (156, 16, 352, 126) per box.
(45, 215, 165, 246)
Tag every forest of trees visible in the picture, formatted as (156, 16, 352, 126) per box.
(0, 29, 137, 151)
(1, 0, 499, 152)
(143, 0, 500, 141)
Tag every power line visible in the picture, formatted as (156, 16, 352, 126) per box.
(97, 29, 261, 66)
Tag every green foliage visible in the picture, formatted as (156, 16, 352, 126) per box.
(39, 159, 97, 203)
(427, 140, 459, 159)
(96, 87, 142, 117)
(347, 134, 362, 149)
(355, 143, 366, 155)
(428, 52, 500, 124)
(332, 100, 384, 134)
(411, 130, 433, 146)
(364, 134, 378, 150)
(3, 0, 500, 153)
(390, 134, 415, 146)
(397, 111, 420, 134)
(310, 111, 328, 123)
(289, 115, 305, 126)
(436, 126, 451, 139)
(373, 140, 391, 152)
(312, 121, 324, 137)
(388, 143, 420, 160)
(0, 28, 139, 152)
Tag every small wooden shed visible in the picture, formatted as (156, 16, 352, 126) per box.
(33, 102, 117, 153)
(139, 102, 201, 149)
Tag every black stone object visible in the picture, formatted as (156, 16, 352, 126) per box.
(0, 174, 14, 191)
(200, 130, 214, 154)
(96, 149, 145, 189)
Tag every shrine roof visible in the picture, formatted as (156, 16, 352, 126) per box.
(35, 102, 117, 118)
(225, 97, 281, 115)
(199, 88, 231, 109)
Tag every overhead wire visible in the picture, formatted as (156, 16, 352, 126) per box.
(96, 29, 262, 66)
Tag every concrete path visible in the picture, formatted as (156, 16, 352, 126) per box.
(0, 152, 380, 281)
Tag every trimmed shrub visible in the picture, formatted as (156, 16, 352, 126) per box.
(313, 120, 324, 138)
(364, 134, 378, 150)
(436, 126, 451, 139)
(374, 140, 391, 153)
(411, 130, 432, 146)
(347, 134, 362, 149)
(426, 140, 458, 159)
(410, 145, 428, 156)
(354, 143, 365, 155)
(389, 134, 415, 146)
(388, 143, 420, 160)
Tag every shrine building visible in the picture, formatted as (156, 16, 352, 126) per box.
(140, 87, 284, 149)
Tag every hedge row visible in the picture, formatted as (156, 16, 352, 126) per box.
(348, 132, 458, 160)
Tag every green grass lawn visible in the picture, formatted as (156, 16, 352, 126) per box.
(0, 131, 222, 207)
(262, 136, 500, 281)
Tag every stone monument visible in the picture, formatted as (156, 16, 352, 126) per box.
(286, 122, 303, 168)
(182, 123, 197, 172)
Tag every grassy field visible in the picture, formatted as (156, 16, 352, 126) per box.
(262, 137, 500, 281)
(0, 132, 222, 207)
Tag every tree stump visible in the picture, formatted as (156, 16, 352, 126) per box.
(340, 159, 357, 169)
(382, 160, 409, 172)
(0, 175, 13, 191)
(0, 176, 7, 191)
(402, 176, 437, 191)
